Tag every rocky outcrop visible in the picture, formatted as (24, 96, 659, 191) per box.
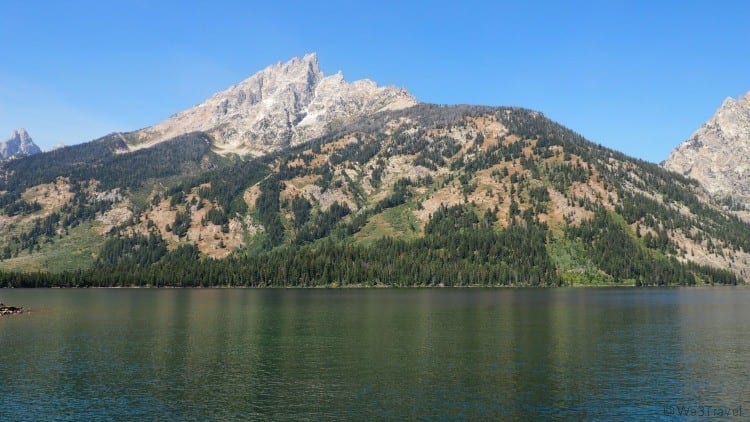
(664, 92, 750, 201)
(0, 304, 23, 316)
(0, 129, 42, 160)
(133, 53, 417, 156)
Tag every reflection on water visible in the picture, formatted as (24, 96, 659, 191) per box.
(0, 288, 748, 419)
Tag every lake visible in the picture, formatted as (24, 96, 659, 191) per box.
(0, 288, 747, 420)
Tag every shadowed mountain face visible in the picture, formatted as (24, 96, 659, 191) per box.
(0, 129, 41, 160)
(132, 53, 417, 156)
(665, 92, 750, 205)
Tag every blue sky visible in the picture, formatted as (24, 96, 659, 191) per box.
(1, 1, 749, 162)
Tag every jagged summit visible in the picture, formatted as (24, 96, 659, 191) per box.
(134, 53, 417, 155)
(1, 128, 42, 160)
(664, 91, 750, 200)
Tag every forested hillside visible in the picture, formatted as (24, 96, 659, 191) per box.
(0, 105, 746, 286)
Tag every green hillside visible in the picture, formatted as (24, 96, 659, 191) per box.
(0, 105, 746, 287)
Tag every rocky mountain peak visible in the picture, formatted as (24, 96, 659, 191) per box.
(1, 128, 42, 160)
(134, 53, 417, 155)
(664, 91, 750, 200)
(12, 128, 32, 142)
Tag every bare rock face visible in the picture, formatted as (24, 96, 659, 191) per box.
(133, 53, 417, 156)
(664, 92, 750, 200)
(0, 129, 42, 160)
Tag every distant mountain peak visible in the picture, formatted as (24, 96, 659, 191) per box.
(133, 53, 418, 155)
(1, 128, 42, 160)
(12, 128, 31, 140)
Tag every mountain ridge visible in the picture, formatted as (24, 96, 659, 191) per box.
(0, 57, 747, 287)
(0, 104, 745, 286)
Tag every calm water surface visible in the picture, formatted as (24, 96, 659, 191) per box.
(1, 288, 748, 420)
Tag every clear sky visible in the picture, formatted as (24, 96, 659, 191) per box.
(1, 1, 749, 162)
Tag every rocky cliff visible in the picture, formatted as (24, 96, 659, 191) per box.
(133, 53, 417, 156)
(0, 129, 42, 160)
(664, 92, 750, 203)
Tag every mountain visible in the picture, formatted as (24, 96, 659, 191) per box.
(0, 129, 42, 160)
(0, 56, 748, 287)
(131, 53, 417, 156)
(0, 105, 746, 287)
(664, 92, 750, 208)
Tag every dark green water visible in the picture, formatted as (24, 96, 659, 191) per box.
(0, 288, 748, 420)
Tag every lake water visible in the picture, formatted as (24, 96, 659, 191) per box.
(0, 288, 748, 420)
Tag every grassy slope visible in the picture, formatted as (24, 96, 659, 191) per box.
(354, 203, 423, 244)
(0, 222, 102, 273)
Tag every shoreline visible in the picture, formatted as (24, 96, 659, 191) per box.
(1, 283, 745, 290)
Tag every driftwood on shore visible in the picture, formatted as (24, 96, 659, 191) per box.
(0, 303, 23, 316)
